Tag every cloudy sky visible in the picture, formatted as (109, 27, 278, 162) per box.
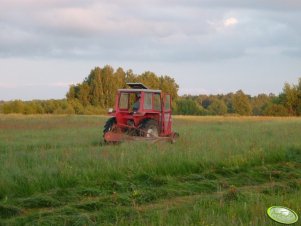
(0, 0, 300, 100)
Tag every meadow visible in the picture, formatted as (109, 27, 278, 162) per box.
(0, 115, 300, 225)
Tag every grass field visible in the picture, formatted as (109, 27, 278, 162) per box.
(0, 115, 301, 225)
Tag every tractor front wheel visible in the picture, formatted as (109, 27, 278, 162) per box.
(103, 117, 117, 143)
(140, 119, 159, 138)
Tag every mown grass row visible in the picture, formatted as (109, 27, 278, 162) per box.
(0, 115, 301, 225)
(1, 138, 299, 198)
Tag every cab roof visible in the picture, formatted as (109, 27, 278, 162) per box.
(118, 89, 161, 93)
(118, 82, 161, 93)
(126, 83, 148, 89)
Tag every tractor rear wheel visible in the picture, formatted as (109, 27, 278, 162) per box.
(103, 117, 117, 143)
(140, 119, 159, 138)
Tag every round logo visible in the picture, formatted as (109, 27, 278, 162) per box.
(267, 206, 298, 224)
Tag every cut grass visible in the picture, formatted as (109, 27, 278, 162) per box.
(0, 115, 301, 225)
(0, 205, 22, 219)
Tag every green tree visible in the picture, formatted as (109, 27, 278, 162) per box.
(251, 94, 271, 116)
(2, 100, 25, 114)
(138, 71, 160, 89)
(88, 67, 104, 107)
(159, 76, 179, 101)
(282, 82, 298, 115)
(232, 90, 252, 115)
(100, 65, 115, 108)
(208, 99, 227, 115)
(68, 99, 84, 114)
(78, 83, 90, 106)
(66, 65, 179, 110)
(222, 93, 235, 114)
(263, 104, 289, 116)
(175, 99, 204, 115)
(195, 95, 210, 109)
(114, 67, 127, 89)
(66, 85, 76, 100)
(279, 77, 301, 116)
(125, 69, 137, 84)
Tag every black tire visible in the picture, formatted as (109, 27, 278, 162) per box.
(103, 117, 117, 143)
(140, 119, 159, 138)
(171, 132, 179, 144)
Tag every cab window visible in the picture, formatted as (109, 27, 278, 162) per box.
(154, 94, 161, 111)
(144, 93, 152, 110)
(164, 95, 171, 111)
(119, 93, 129, 109)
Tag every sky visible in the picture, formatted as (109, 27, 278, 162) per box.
(0, 0, 301, 101)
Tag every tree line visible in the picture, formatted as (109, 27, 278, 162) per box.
(0, 99, 105, 115)
(175, 78, 301, 116)
(0, 65, 300, 116)
(0, 65, 178, 115)
(66, 65, 178, 109)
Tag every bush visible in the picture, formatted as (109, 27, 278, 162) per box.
(263, 104, 289, 116)
(175, 99, 204, 115)
(208, 99, 228, 115)
(83, 105, 106, 115)
(1, 100, 25, 114)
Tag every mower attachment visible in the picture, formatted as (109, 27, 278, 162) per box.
(104, 131, 179, 143)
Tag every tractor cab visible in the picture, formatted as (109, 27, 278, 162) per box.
(103, 83, 178, 143)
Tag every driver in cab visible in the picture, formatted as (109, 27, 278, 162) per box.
(132, 93, 141, 112)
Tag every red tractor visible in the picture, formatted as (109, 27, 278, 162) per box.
(103, 83, 179, 143)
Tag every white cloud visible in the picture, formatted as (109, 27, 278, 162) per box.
(224, 17, 238, 27)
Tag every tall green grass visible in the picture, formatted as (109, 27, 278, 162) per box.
(0, 115, 300, 225)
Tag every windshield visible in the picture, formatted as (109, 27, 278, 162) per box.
(118, 92, 141, 111)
